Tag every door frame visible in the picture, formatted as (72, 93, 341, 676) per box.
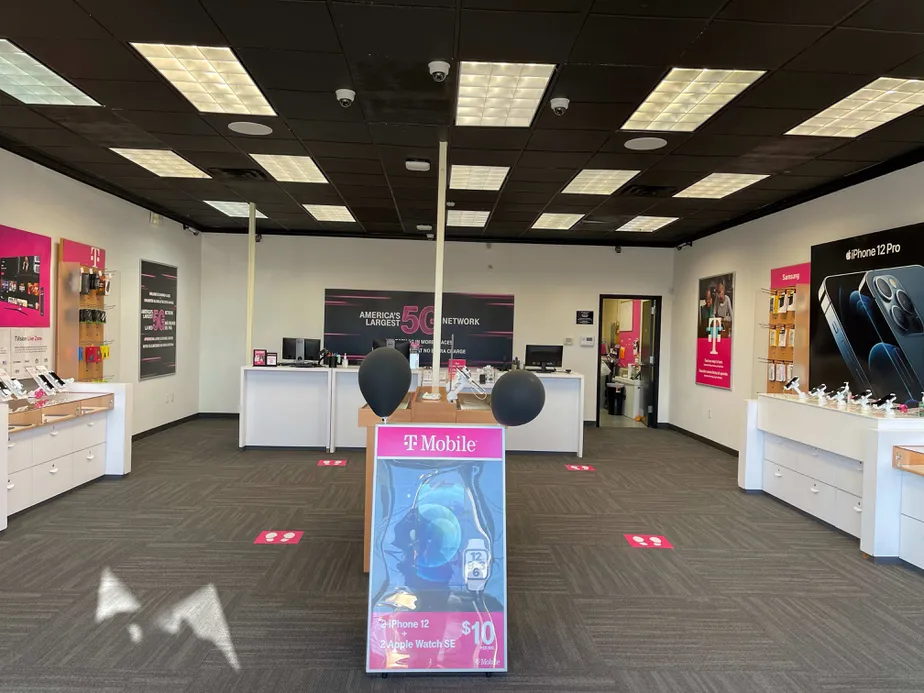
(596, 294, 663, 428)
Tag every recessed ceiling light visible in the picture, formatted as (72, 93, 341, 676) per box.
(532, 213, 584, 230)
(456, 61, 555, 128)
(625, 136, 668, 151)
(228, 121, 273, 136)
(205, 200, 267, 218)
(0, 40, 99, 106)
(447, 210, 490, 227)
(622, 68, 764, 132)
(110, 148, 210, 178)
(563, 169, 640, 195)
(450, 165, 510, 191)
(131, 43, 275, 116)
(250, 154, 327, 184)
(618, 216, 678, 232)
(786, 77, 924, 138)
(303, 204, 356, 223)
(675, 172, 769, 199)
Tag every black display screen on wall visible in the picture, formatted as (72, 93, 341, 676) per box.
(140, 260, 177, 380)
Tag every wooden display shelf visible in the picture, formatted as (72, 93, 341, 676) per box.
(8, 392, 114, 433)
(894, 446, 924, 478)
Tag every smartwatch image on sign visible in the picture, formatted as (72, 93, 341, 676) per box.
(463, 538, 490, 592)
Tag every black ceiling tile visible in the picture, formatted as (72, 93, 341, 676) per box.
(0, 126, 90, 148)
(641, 198, 705, 215)
(585, 151, 667, 169)
(201, 115, 292, 140)
(284, 187, 346, 204)
(265, 90, 366, 122)
(599, 133, 689, 154)
(338, 197, 396, 210)
(75, 0, 224, 43)
(547, 196, 605, 211)
(508, 167, 574, 183)
(821, 139, 923, 161)
(235, 50, 352, 92)
(446, 190, 498, 205)
(386, 174, 436, 189)
(527, 129, 610, 153)
(1, 0, 108, 39)
(132, 186, 197, 200)
(534, 102, 635, 130)
(70, 79, 193, 112)
(119, 112, 217, 137)
(391, 186, 437, 201)
(723, 187, 792, 203)
(449, 149, 520, 167)
(314, 158, 384, 174)
(735, 71, 875, 111)
(784, 28, 924, 75)
(787, 159, 875, 177)
(451, 128, 531, 150)
(351, 63, 454, 125)
(12, 39, 157, 82)
(592, 0, 727, 17)
(699, 107, 818, 136)
(503, 180, 563, 194)
(551, 65, 663, 107)
(625, 169, 705, 188)
(77, 161, 157, 180)
(368, 124, 439, 147)
(376, 144, 440, 167)
(844, 0, 924, 32)
(39, 109, 164, 147)
(202, 0, 341, 52)
(708, 196, 769, 211)
(679, 21, 827, 71)
(490, 211, 539, 223)
(749, 174, 834, 191)
(646, 154, 736, 172)
(223, 181, 293, 203)
(516, 150, 592, 169)
(718, 0, 864, 24)
(465, 0, 592, 10)
(326, 172, 391, 187)
(861, 115, 924, 142)
(288, 120, 372, 144)
(352, 207, 400, 224)
(492, 202, 546, 213)
(748, 136, 847, 158)
(154, 134, 237, 153)
(168, 178, 239, 197)
(179, 151, 256, 171)
(228, 138, 309, 156)
(690, 208, 740, 219)
(723, 155, 814, 174)
(587, 199, 657, 218)
(0, 106, 55, 129)
(499, 191, 553, 205)
(333, 3, 455, 59)
(298, 141, 379, 159)
(674, 134, 774, 157)
(569, 16, 707, 64)
(35, 145, 123, 164)
(335, 185, 394, 200)
(460, 10, 583, 62)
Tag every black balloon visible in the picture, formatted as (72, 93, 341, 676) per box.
(358, 347, 412, 418)
(491, 369, 545, 426)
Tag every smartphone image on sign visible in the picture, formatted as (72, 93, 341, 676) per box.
(859, 265, 924, 396)
(818, 271, 917, 402)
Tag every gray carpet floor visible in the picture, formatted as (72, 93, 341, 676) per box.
(1, 419, 923, 692)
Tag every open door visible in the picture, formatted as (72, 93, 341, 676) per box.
(637, 299, 659, 426)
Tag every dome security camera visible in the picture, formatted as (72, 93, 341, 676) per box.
(335, 88, 355, 108)
(428, 60, 451, 83)
(550, 97, 570, 116)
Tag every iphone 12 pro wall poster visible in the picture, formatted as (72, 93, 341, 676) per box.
(811, 223, 924, 405)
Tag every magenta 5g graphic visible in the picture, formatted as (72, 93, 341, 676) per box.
(401, 305, 435, 335)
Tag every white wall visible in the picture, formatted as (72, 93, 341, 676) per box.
(198, 234, 675, 421)
(0, 149, 202, 435)
(670, 159, 924, 452)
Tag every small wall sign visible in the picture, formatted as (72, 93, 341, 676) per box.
(576, 310, 594, 325)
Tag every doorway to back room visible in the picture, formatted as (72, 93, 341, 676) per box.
(597, 295, 662, 429)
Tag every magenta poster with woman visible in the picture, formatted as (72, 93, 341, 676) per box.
(0, 224, 51, 328)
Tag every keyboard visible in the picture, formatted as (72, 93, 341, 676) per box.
(283, 361, 320, 368)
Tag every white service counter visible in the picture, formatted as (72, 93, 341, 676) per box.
(739, 393, 924, 566)
(240, 366, 584, 456)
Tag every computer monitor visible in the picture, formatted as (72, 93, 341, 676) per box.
(371, 338, 410, 360)
(282, 337, 321, 362)
(525, 344, 563, 371)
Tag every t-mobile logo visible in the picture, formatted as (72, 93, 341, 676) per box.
(90, 246, 101, 267)
(403, 434, 418, 450)
(707, 317, 722, 355)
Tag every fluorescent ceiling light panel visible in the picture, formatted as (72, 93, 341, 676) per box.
(622, 68, 764, 132)
(250, 154, 327, 184)
(532, 213, 584, 230)
(450, 165, 510, 191)
(0, 40, 99, 106)
(456, 61, 555, 127)
(303, 205, 356, 223)
(110, 148, 209, 178)
(563, 169, 640, 195)
(131, 43, 275, 116)
(447, 210, 490, 227)
(205, 200, 267, 218)
(618, 216, 679, 233)
(786, 77, 924, 138)
(675, 172, 769, 199)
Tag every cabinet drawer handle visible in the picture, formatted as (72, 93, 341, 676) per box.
(853, 505, 862, 513)
(7, 442, 14, 449)
(7, 482, 14, 490)
(50, 431, 59, 437)
(774, 471, 783, 478)
(49, 467, 58, 475)
(88, 422, 95, 427)
(87, 454, 94, 461)
(810, 487, 820, 494)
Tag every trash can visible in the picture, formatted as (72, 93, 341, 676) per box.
(615, 386, 626, 416)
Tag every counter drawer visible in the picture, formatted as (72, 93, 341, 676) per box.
(73, 444, 105, 487)
(764, 434, 862, 495)
(7, 431, 34, 474)
(900, 514, 924, 570)
(901, 472, 924, 524)
(831, 490, 862, 538)
(32, 423, 74, 465)
(31, 457, 73, 505)
(72, 413, 106, 452)
(763, 463, 837, 521)
(7, 469, 33, 515)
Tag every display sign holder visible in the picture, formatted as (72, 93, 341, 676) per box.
(366, 423, 507, 674)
